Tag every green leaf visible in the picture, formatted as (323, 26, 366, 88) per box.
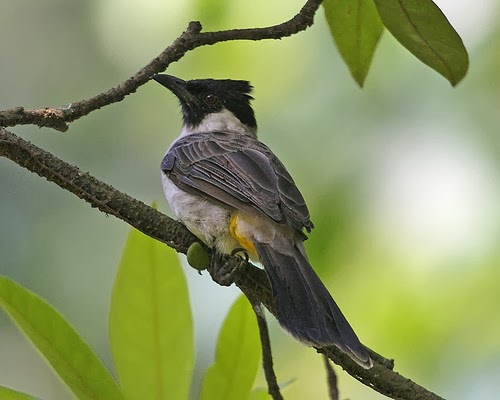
(0, 385, 38, 400)
(0, 275, 123, 400)
(323, 0, 384, 87)
(200, 295, 260, 400)
(109, 228, 194, 400)
(373, 0, 469, 86)
(249, 389, 272, 400)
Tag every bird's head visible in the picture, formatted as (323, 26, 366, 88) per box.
(152, 74, 257, 137)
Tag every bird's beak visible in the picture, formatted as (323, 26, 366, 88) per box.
(152, 74, 195, 106)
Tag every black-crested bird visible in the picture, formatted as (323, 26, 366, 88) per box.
(152, 74, 372, 368)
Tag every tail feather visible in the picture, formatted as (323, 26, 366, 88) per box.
(254, 241, 372, 368)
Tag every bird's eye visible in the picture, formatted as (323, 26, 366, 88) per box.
(204, 93, 219, 106)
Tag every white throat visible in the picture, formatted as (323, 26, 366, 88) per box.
(180, 108, 256, 137)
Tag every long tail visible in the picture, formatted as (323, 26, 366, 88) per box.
(254, 241, 372, 368)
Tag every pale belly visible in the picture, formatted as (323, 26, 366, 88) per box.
(162, 173, 241, 254)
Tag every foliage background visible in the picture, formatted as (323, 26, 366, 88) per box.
(1, 0, 499, 398)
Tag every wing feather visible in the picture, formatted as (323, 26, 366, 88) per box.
(162, 132, 313, 232)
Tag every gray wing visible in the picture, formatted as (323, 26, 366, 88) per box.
(162, 132, 313, 233)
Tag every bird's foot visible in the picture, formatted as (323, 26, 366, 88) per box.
(209, 248, 248, 286)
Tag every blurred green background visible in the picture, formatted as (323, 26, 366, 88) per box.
(1, 0, 499, 398)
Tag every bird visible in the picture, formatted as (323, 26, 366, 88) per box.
(152, 74, 372, 368)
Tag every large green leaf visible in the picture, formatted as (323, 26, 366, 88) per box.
(373, 0, 468, 86)
(249, 389, 272, 400)
(0, 385, 38, 400)
(323, 0, 384, 87)
(200, 295, 260, 400)
(0, 275, 123, 400)
(109, 228, 194, 400)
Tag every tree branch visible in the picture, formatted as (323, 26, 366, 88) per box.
(0, 127, 444, 400)
(247, 295, 283, 400)
(0, 0, 444, 398)
(322, 354, 339, 400)
(0, 0, 322, 132)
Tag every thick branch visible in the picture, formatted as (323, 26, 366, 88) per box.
(0, 0, 322, 132)
(0, 127, 443, 400)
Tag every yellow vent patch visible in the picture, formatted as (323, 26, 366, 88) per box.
(229, 214, 257, 256)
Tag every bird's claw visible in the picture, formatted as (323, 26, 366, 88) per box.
(209, 248, 248, 286)
(231, 247, 249, 262)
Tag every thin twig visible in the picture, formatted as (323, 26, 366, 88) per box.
(0, 0, 322, 132)
(247, 295, 283, 400)
(323, 354, 339, 400)
(0, 126, 445, 400)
